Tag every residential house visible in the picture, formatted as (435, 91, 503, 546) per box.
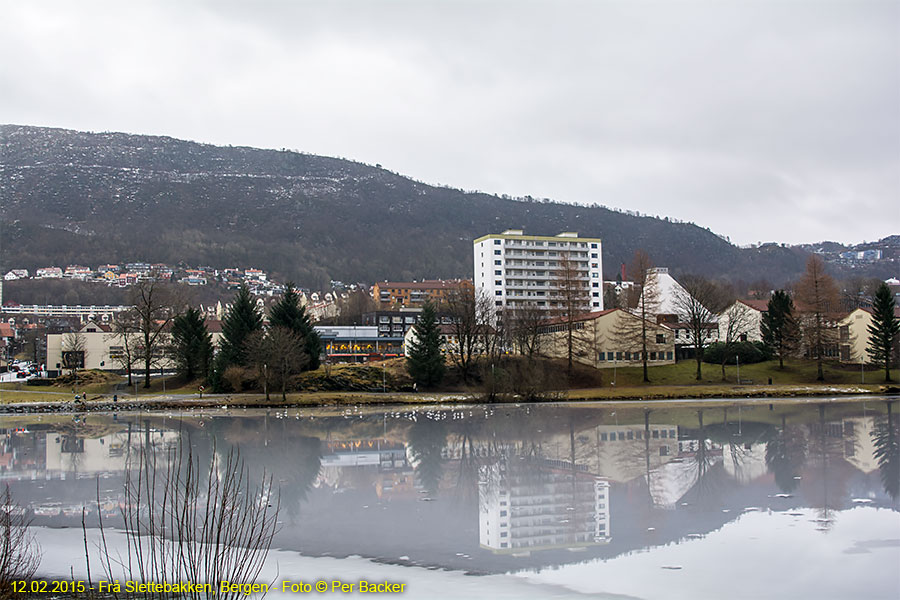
(3, 269, 29, 281)
(36, 267, 63, 279)
(64, 265, 92, 280)
(717, 299, 769, 343)
(838, 306, 900, 364)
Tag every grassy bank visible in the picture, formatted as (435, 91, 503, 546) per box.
(2, 358, 896, 410)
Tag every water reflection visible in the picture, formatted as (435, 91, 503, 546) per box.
(1, 400, 898, 588)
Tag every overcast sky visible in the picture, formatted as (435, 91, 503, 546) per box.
(2, 0, 897, 246)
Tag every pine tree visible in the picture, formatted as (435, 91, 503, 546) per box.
(867, 282, 900, 382)
(171, 307, 213, 381)
(269, 282, 321, 370)
(218, 285, 264, 369)
(406, 302, 445, 388)
(761, 290, 800, 369)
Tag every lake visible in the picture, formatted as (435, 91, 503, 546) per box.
(3, 398, 899, 599)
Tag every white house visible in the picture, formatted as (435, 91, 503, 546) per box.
(717, 299, 769, 343)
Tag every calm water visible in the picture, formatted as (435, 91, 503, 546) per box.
(3, 399, 899, 599)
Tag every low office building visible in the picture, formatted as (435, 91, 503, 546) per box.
(46, 321, 223, 376)
(537, 308, 675, 369)
(314, 325, 404, 362)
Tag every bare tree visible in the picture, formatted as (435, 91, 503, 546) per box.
(61, 330, 87, 381)
(130, 278, 179, 388)
(552, 250, 592, 374)
(108, 309, 140, 386)
(673, 274, 722, 381)
(444, 286, 492, 384)
(507, 303, 547, 360)
(336, 288, 376, 325)
(795, 256, 840, 381)
(94, 443, 279, 600)
(0, 486, 40, 597)
(717, 301, 757, 381)
(614, 250, 660, 382)
(247, 326, 310, 400)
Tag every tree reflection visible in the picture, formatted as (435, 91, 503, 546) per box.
(766, 416, 808, 493)
(408, 418, 447, 496)
(871, 401, 899, 502)
(806, 404, 845, 531)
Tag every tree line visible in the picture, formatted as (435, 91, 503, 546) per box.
(63, 279, 322, 398)
(405, 250, 900, 393)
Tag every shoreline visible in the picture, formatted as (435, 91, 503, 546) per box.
(1, 383, 897, 414)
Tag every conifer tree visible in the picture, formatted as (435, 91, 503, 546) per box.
(795, 256, 840, 381)
(171, 307, 213, 381)
(269, 282, 321, 370)
(218, 285, 264, 369)
(867, 282, 900, 382)
(761, 290, 800, 369)
(406, 302, 445, 388)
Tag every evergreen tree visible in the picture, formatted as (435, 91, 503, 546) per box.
(761, 290, 800, 369)
(867, 282, 900, 382)
(171, 307, 213, 381)
(406, 302, 445, 388)
(218, 285, 264, 369)
(269, 282, 321, 370)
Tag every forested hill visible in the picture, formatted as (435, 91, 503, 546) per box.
(1, 124, 812, 289)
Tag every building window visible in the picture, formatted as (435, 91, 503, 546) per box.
(667, 351, 673, 360)
(598, 352, 606, 361)
(592, 282, 599, 288)
(496, 301, 503, 306)
(592, 273, 599, 278)
(494, 250, 501, 255)
(592, 292, 599, 297)
(495, 270, 502, 275)
(495, 260, 502, 265)
(624, 351, 631, 360)
(659, 446, 669, 456)
(650, 351, 657, 360)
(591, 253, 598, 258)
(740, 333, 748, 342)
(591, 243, 598, 248)
(616, 351, 622, 361)
(495, 290, 502, 296)
(656, 334, 665, 343)
(593, 302, 600, 307)
(494, 239, 501, 245)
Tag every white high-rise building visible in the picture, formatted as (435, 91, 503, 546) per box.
(473, 229, 603, 317)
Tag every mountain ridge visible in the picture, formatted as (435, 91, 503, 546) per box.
(0, 124, 889, 290)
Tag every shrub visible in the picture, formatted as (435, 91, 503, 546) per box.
(703, 341, 772, 365)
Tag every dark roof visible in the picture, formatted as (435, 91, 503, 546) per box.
(737, 299, 769, 312)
